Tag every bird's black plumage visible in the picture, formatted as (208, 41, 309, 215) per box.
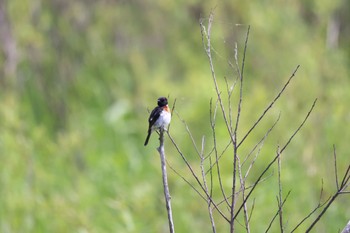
(148, 106, 163, 127)
(144, 97, 170, 146)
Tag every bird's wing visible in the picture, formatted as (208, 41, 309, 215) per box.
(148, 106, 162, 127)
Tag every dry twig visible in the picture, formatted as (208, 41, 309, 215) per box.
(157, 129, 175, 233)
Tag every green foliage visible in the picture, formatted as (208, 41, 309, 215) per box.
(1, 0, 349, 232)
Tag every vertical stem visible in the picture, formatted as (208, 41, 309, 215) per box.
(157, 129, 175, 233)
(277, 148, 284, 233)
(237, 155, 250, 233)
(200, 136, 217, 233)
(231, 25, 250, 233)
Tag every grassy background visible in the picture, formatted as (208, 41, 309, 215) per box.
(0, 0, 350, 232)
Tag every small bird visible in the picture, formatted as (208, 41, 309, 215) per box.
(144, 97, 171, 146)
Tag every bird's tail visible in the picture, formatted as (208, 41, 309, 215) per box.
(144, 130, 151, 146)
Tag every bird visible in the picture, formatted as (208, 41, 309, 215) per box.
(144, 97, 171, 146)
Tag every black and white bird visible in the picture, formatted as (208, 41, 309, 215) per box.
(144, 97, 171, 146)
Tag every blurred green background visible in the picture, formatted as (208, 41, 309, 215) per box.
(0, 0, 349, 232)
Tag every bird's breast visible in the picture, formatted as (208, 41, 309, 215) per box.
(153, 110, 171, 129)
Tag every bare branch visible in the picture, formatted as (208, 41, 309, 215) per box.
(237, 154, 251, 233)
(244, 114, 281, 179)
(234, 99, 317, 221)
(300, 193, 339, 232)
(248, 198, 256, 223)
(233, 25, 250, 139)
(277, 147, 284, 233)
(167, 131, 203, 189)
(340, 165, 350, 189)
(238, 65, 301, 149)
(167, 161, 207, 201)
(280, 99, 317, 153)
(175, 111, 201, 159)
(224, 77, 234, 143)
(229, 23, 251, 233)
(200, 136, 217, 233)
(167, 132, 230, 222)
(265, 191, 291, 233)
(301, 158, 350, 233)
(157, 129, 175, 233)
(190, 11, 350, 233)
(201, 13, 235, 145)
(216, 172, 273, 207)
(201, 12, 237, 230)
(333, 144, 339, 190)
(206, 113, 280, 175)
(291, 179, 332, 232)
(209, 98, 230, 207)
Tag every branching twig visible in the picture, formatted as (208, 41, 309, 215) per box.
(277, 146, 284, 233)
(168, 132, 230, 222)
(304, 149, 350, 232)
(237, 154, 251, 233)
(290, 180, 329, 233)
(200, 136, 217, 233)
(229, 24, 250, 233)
(167, 161, 207, 201)
(169, 11, 350, 233)
(234, 99, 317, 220)
(265, 191, 291, 233)
(206, 113, 280, 175)
(210, 98, 230, 207)
(238, 65, 300, 149)
(201, 12, 238, 231)
(244, 114, 280, 179)
(175, 111, 201, 159)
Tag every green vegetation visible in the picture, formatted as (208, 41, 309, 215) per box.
(0, 0, 349, 232)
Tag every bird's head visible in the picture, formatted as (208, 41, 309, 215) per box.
(157, 97, 168, 107)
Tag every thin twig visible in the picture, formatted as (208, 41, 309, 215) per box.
(216, 172, 274, 207)
(277, 146, 284, 233)
(201, 12, 237, 229)
(234, 36, 252, 229)
(167, 132, 230, 222)
(238, 65, 300, 149)
(200, 136, 217, 233)
(210, 98, 230, 207)
(230, 25, 250, 233)
(175, 111, 201, 158)
(234, 99, 317, 221)
(291, 180, 329, 232)
(233, 25, 250, 139)
(206, 113, 280, 175)
(305, 162, 350, 232)
(333, 144, 339, 190)
(248, 198, 256, 223)
(201, 12, 235, 144)
(280, 99, 317, 153)
(244, 114, 281, 179)
(340, 165, 350, 188)
(167, 161, 207, 201)
(265, 191, 291, 233)
(237, 154, 251, 233)
(167, 131, 203, 189)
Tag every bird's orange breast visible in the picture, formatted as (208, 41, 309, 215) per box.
(163, 105, 170, 113)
